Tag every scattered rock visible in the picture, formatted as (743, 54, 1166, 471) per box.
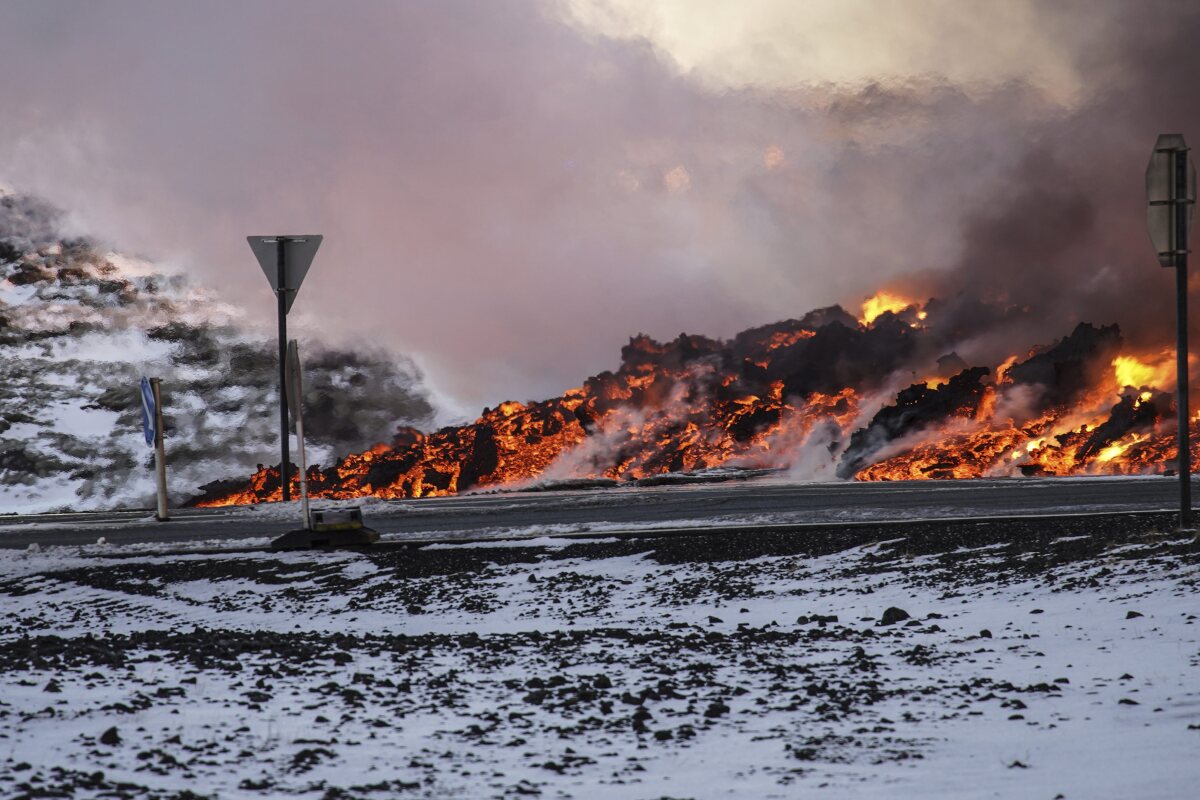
(704, 701, 730, 719)
(99, 727, 121, 746)
(879, 607, 910, 626)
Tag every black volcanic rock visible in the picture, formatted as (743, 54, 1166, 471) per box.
(764, 317, 924, 398)
(1006, 322, 1122, 406)
(1071, 391, 1170, 462)
(837, 367, 991, 478)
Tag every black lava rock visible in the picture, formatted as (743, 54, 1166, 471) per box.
(704, 700, 730, 718)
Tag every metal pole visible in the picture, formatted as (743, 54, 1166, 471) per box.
(277, 239, 291, 503)
(150, 378, 169, 521)
(1175, 148, 1193, 529)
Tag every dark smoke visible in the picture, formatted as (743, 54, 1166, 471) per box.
(902, 1, 1200, 361)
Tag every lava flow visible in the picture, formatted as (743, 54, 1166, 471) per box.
(191, 291, 1199, 506)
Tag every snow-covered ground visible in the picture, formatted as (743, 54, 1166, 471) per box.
(0, 524, 1197, 798)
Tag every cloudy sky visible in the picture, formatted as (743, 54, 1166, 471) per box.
(1, 0, 1196, 414)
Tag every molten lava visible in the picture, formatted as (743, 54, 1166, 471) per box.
(189, 299, 1198, 507)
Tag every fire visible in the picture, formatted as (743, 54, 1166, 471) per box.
(188, 299, 1198, 508)
(1112, 352, 1174, 389)
(995, 355, 1018, 383)
(1095, 433, 1148, 464)
(859, 291, 917, 326)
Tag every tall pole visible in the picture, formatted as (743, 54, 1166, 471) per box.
(1175, 147, 1192, 529)
(277, 238, 292, 502)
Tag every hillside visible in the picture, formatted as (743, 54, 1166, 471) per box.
(0, 191, 434, 513)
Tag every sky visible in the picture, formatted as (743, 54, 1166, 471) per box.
(1, 0, 1197, 416)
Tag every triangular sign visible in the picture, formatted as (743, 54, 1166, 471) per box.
(248, 235, 323, 313)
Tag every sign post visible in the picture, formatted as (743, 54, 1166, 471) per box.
(140, 376, 169, 521)
(248, 235, 322, 503)
(286, 339, 311, 530)
(1146, 134, 1197, 529)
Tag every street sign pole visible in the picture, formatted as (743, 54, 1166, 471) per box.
(1147, 135, 1197, 530)
(276, 239, 291, 502)
(1174, 147, 1192, 529)
(249, 234, 321, 505)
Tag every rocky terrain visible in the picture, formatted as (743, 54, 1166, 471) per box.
(0, 191, 434, 513)
(0, 520, 1196, 798)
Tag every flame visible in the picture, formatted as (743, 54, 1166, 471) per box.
(1095, 433, 1148, 463)
(1112, 352, 1175, 389)
(995, 354, 1019, 384)
(859, 291, 917, 326)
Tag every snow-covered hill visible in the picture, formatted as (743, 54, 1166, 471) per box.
(0, 191, 434, 513)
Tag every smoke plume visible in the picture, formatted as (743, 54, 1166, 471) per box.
(0, 0, 1198, 416)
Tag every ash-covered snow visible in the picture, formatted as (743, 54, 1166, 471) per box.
(0, 523, 1196, 798)
(0, 191, 435, 513)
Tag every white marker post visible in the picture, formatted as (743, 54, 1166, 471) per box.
(286, 340, 311, 529)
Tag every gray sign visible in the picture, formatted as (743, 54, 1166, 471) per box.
(1146, 134, 1196, 267)
(248, 235, 323, 312)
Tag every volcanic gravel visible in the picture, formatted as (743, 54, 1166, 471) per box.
(0, 520, 1198, 799)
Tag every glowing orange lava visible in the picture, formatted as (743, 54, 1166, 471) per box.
(190, 305, 1195, 507)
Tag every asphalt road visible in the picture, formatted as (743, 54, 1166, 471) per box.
(0, 474, 1193, 550)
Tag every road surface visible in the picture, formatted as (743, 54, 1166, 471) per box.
(0, 474, 1192, 550)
